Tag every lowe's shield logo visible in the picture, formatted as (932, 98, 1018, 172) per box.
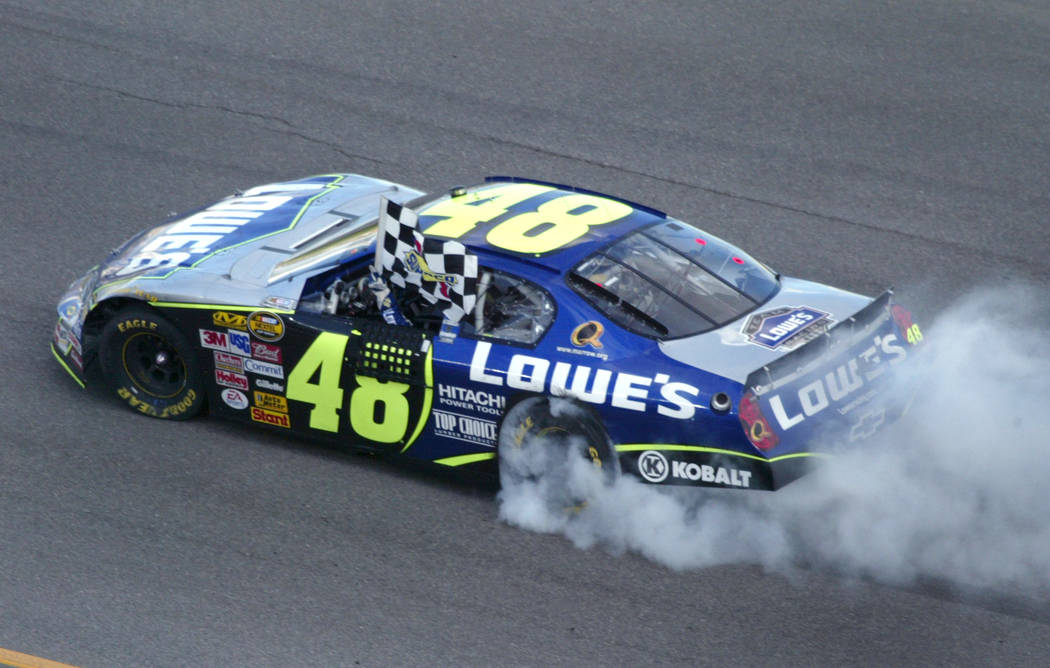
(743, 306, 832, 351)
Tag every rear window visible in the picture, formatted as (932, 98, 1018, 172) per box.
(568, 220, 778, 339)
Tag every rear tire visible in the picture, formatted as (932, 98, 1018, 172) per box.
(98, 305, 205, 420)
(498, 396, 618, 512)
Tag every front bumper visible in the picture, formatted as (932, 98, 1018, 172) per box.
(51, 269, 97, 387)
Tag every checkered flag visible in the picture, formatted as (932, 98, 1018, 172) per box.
(374, 198, 478, 323)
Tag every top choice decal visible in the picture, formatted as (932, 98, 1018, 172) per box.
(742, 306, 832, 351)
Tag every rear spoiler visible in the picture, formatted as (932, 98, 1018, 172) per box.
(739, 290, 922, 463)
(747, 291, 895, 396)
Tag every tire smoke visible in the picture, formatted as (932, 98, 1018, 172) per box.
(498, 287, 1050, 595)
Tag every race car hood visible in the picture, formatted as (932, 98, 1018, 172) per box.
(77, 173, 420, 307)
(54, 174, 424, 361)
(659, 276, 871, 383)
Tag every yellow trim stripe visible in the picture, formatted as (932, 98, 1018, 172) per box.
(614, 444, 831, 463)
(434, 452, 496, 467)
(151, 302, 293, 314)
(0, 646, 81, 668)
(50, 343, 85, 389)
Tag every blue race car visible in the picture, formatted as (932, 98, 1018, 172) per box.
(52, 175, 924, 491)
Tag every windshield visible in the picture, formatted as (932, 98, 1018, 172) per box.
(568, 219, 778, 338)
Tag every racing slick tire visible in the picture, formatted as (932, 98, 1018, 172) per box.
(98, 305, 205, 420)
(498, 396, 619, 511)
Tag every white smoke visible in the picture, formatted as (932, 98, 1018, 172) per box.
(498, 287, 1050, 596)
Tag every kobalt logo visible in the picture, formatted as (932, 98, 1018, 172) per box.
(671, 462, 752, 488)
(768, 333, 907, 430)
(469, 342, 699, 419)
(637, 451, 669, 483)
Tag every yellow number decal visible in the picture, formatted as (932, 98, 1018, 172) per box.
(906, 323, 924, 345)
(486, 193, 632, 254)
(423, 183, 634, 254)
(349, 375, 411, 443)
(287, 332, 347, 432)
(423, 183, 552, 239)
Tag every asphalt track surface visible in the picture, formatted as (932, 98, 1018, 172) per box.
(2, 1, 1048, 666)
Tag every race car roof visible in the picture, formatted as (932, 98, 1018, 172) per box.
(411, 177, 668, 273)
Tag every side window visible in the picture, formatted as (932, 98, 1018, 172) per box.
(472, 270, 554, 345)
(299, 263, 554, 344)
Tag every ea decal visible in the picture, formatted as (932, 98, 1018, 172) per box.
(637, 450, 669, 483)
(221, 388, 248, 410)
(571, 321, 604, 349)
(248, 311, 285, 342)
(742, 306, 831, 351)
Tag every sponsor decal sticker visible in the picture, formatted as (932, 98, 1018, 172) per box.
(437, 384, 505, 415)
(244, 358, 284, 379)
(253, 391, 288, 413)
(69, 346, 84, 371)
(213, 350, 244, 372)
(213, 311, 248, 329)
(470, 342, 698, 420)
(671, 461, 752, 487)
(571, 321, 604, 349)
(637, 450, 669, 483)
(255, 378, 285, 393)
(262, 295, 297, 310)
(221, 388, 249, 410)
(742, 306, 832, 351)
(248, 311, 284, 342)
(251, 406, 290, 428)
(228, 329, 251, 356)
(199, 328, 229, 352)
(251, 341, 283, 363)
(432, 409, 497, 446)
(764, 333, 907, 431)
(215, 368, 249, 391)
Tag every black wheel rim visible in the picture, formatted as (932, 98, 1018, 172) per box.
(122, 332, 186, 399)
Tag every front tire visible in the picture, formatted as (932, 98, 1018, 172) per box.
(498, 396, 618, 511)
(98, 305, 205, 420)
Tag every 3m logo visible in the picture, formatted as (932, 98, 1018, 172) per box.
(253, 391, 288, 413)
(213, 311, 247, 329)
(199, 329, 229, 352)
(251, 406, 290, 428)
